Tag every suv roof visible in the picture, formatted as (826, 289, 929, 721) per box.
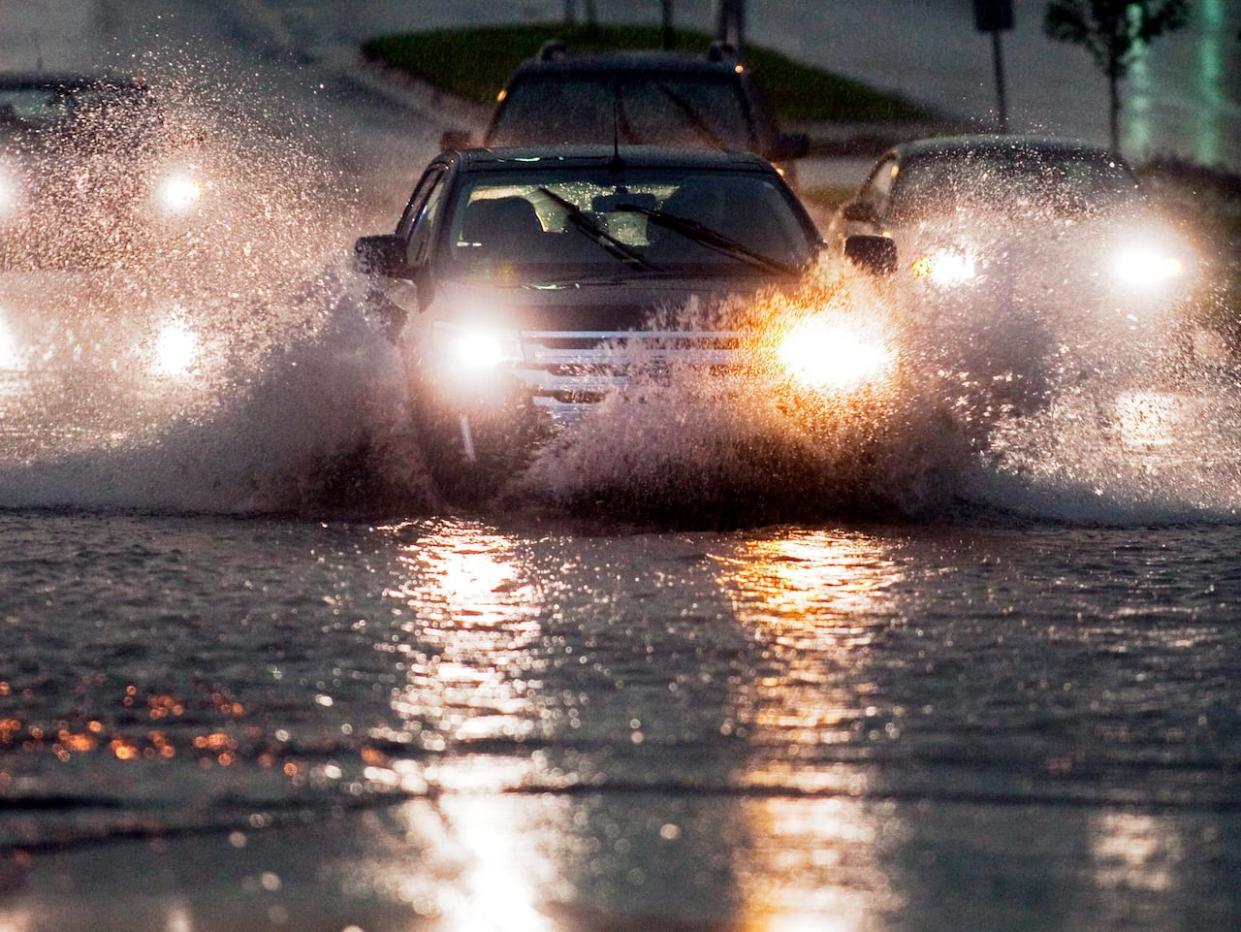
(452, 145, 777, 173)
(894, 134, 1120, 162)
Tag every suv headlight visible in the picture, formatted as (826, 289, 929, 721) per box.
(777, 312, 894, 393)
(432, 322, 522, 372)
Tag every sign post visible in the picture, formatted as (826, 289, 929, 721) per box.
(974, 0, 1014, 134)
(715, 0, 746, 55)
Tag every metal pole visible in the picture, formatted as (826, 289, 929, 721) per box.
(991, 29, 1008, 134)
(716, 0, 745, 54)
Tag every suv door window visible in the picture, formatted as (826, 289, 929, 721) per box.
(396, 166, 443, 239)
(859, 156, 899, 219)
(406, 170, 449, 267)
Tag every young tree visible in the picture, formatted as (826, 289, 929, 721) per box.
(1043, 0, 1189, 152)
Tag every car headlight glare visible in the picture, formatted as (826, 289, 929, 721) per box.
(158, 172, 204, 214)
(152, 319, 199, 378)
(777, 312, 894, 393)
(912, 248, 978, 287)
(435, 323, 520, 372)
(0, 309, 23, 371)
(1111, 246, 1186, 288)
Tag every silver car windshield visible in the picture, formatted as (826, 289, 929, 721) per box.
(892, 150, 1141, 219)
(443, 169, 813, 280)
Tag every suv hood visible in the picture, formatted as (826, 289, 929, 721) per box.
(433, 274, 784, 331)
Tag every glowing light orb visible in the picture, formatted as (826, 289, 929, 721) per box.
(778, 313, 894, 393)
(158, 173, 203, 214)
(1111, 246, 1186, 288)
(0, 310, 23, 371)
(912, 248, 978, 287)
(153, 320, 199, 377)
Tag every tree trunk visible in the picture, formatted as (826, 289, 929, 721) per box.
(583, 0, 598, 28)
(661, 0, 675, 49)
(1108, 71, 1121, 153)
(563, 0, 575, 25)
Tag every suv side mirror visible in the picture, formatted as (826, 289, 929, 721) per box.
(354, 235, 409, 277)
(767, 132, 810, 162)
(440, 129, 476, 151)
(844, 235, 897, 276)
(841, 200, 879, 224)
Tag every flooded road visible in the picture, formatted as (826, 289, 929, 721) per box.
(2, 512, 1240, 930)
(1, 1, 1241, 929)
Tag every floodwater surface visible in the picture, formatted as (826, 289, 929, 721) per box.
(1, 512, 1240, 930)
(1, 2, 1240, 930)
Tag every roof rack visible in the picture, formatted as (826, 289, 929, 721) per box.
(706, 41, 738, 63)
(538, 39, 567, 62)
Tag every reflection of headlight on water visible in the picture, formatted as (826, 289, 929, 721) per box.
(157, 172, 204, 214)
(777, 313, 894, 393)
(152, 320, 199, 378)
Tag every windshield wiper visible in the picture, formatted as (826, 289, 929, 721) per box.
(617, 205, 801, 277)
(537, 186, 658, 272)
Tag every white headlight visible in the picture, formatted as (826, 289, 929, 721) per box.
(777, 312, 894, 393)
(152, 320, 199, 377)
(0, 309, 23, 371)
(435, 323, 519, 372)
(158, 172, 203, 214)
(912, 248, 978, 287)
(1111, 246, 1186, 288)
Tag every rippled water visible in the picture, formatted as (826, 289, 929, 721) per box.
(1, 511, 1239, 929)
(1, 5, 1239, 928)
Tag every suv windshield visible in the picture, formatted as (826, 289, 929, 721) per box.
(489, 75, 755, 150)
(442, 168, 814, 281)
(893, 149, 1141, 219)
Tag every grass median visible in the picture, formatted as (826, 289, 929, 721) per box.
(361, 22, 931, 125)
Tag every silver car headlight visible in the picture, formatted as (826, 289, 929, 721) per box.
(0, 160, 25, 220)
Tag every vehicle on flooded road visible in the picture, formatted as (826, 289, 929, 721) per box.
(828, 135, 1200, 416)
(0, 73, 212, 269)
(829, 135, 1195, 311)
(439, 42, 809, 183)
(353, 145, 874, 497)
(0, 74, 219, 393)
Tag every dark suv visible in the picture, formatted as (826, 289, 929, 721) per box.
(441, 41, 808, 178)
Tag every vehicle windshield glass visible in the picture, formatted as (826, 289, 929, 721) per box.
(489, 75, 754, 150)
(0, 85, 144, 133)
(892, 149, 1141, 219)
(443, 167, 813, 281)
